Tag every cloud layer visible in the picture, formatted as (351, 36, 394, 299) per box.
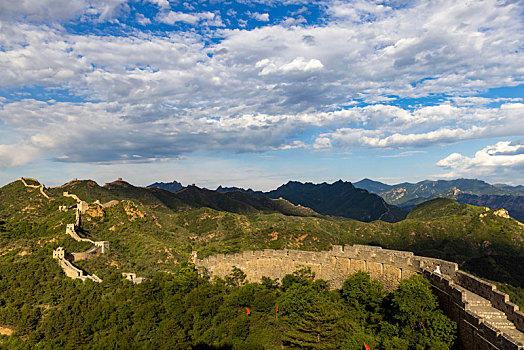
(0, 0, 523, 184)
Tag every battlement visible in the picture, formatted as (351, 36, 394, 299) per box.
(455, 271, 524, 334)
(19, 177, 50, 199)
(94, 241, 109, 254)
(122, 272, 144, 284)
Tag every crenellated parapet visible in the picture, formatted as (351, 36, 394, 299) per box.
(195, 245, 524, 350)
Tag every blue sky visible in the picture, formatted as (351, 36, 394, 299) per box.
(1, 0, 524, 190)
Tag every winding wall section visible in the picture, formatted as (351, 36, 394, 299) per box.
(195, 245, 524, 350)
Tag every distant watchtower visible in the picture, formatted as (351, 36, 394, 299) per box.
(53, 247, 66, 260)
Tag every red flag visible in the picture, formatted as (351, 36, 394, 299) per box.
(363, 344, 371, 350)
(246, 307, 251, 316)
(276, 305, 279, 313)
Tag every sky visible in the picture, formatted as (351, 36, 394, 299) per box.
(0, 0, 524, 190)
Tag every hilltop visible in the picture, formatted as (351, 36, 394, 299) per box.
(147, 180, 184, 192)
(263, 180, 406, 223)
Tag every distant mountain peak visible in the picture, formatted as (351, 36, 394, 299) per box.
(148, 180, 184, 193)
(265, 180, 405, 222)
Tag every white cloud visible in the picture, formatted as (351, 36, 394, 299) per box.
(313, 102, 524, 150)
(256, 57, 324, 75)
(313, 137, 332, 150)
(136, 13, 151, 25)
(146, 0, 169, 8)
(252, 12, 270, 21)
(276, 140, 306, 150)
(1, 0, 524, 173)
(0, 0, 128, 22)
(381, 150, 427, 158)
(0, 0, 87, 22)
(156, 11, 223, 26)
(88, 0, 128, 22)
(157, 11, 200, 25)
(436, 141, 524, 181)
(0, 100, 316, 166)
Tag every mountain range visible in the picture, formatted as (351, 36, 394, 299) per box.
(1, 176, 523, 304)
(150, 177, 524, 223)
(150, 180, 406, 222)
(353, 178, 524, 222)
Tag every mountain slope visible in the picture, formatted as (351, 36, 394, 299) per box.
(45, 178, 322, 217)
(455, 193, 524, 223)
(171, 186, 322, 217)
(1, 178, 524, 289)
(353, 178, 393, 193)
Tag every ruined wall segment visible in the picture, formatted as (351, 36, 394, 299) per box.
(53, 180, 141, 284)
(71, 242, 109, 261)
(66, 224, 94, 244)
(18, 177, 50, 199)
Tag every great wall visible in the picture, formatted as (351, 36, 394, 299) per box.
(195, 246, 524, 350)
(15, 177, 524, 348)
(18, 177, 143, 284)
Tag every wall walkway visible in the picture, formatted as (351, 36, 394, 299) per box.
(18, 177, 50, 199)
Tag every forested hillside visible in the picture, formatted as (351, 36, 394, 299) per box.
(0, 178, 523, 348)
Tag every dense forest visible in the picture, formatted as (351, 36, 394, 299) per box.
(0, 243, 456, 349)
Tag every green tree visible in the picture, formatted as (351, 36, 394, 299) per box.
(225, 266, 247, 287)
(387, 274, 457, 348)
(279, 269, 347, 349)
(341, 271, 384, 315)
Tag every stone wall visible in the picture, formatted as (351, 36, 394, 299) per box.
(71, 242, 109, 261)
(65, 224, 94, 244)
(19, 177, 114, 284)
(18, 177, 50, 199)
(195, 245, 524, 350)
(122, 273, 144, 284)
(195, 245, 457, 290)
(53, 247, 102, 283)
